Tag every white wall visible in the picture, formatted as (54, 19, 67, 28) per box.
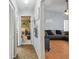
(45, 12, 64, 30)
(17, 15, 22, 46)
(9, 4, 15, 59)
(64, 20, 69, 31)
(33, 20, 42, 59)
(32, 1, 42, 58)
(31, 0, 45, 59)
(18, 10, 33, 16)
(9, 0, 19, 59)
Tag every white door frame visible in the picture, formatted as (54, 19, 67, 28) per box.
(40, 0, 45, 59)
(18, 16, 32, 45)
(9, 0, 16, 59)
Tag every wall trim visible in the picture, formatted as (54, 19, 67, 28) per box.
(9, 0, 15, 10)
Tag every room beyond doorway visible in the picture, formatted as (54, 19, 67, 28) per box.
(21, 16, 31, 44)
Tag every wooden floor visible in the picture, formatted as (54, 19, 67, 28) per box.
(16, 45, 38, 59)
(16, 40, 68, 59)
(45, 40, 69, 59)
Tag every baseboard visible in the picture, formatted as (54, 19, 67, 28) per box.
(13, 56, 16, 59)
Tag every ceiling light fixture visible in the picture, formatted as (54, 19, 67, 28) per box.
(65, 9, 69, 15)
(65, 0, 69, 15)
(24, 0, 29, 4)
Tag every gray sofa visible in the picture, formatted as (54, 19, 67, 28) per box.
(45, 30, 69, 51)
(45, 30, 68, 40)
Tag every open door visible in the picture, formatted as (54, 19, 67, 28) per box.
(21, 16, 31, 44)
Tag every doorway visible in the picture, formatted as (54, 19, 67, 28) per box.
(21, 16, 31, 44)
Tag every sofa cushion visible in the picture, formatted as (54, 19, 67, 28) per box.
(56, 30, 62, 34)
(45, 30, 53, 35)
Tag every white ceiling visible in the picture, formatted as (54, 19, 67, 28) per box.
(15, 0, 67, 16)
(15, 0, 37, 14)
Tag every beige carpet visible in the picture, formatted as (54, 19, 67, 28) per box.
(16, 45, 38, 59)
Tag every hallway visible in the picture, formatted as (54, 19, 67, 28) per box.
(16, 45, 38, 59)
(45, 40, 69, 59)
(9, 0, 69, 59)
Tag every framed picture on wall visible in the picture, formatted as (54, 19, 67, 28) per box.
(34, 26, 38, 38)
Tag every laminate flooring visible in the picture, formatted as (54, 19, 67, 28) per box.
(16, 45, 38, 59)
(45, 40, 69, 59)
